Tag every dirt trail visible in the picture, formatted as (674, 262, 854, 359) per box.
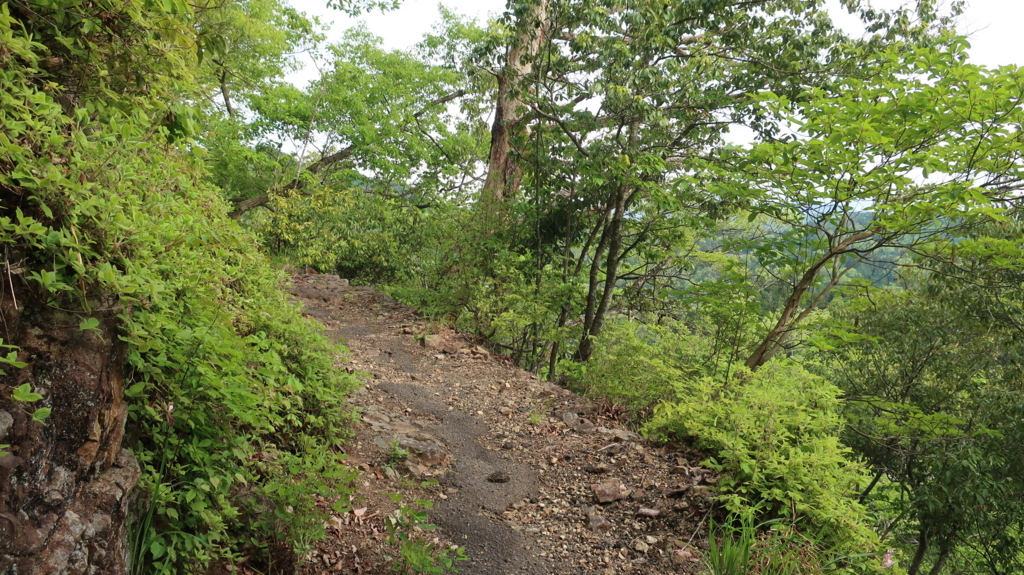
(287, 273, 717, 575)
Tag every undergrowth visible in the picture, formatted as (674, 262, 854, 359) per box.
(0, 7, 360, 572)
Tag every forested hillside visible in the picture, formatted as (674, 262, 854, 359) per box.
(1, 0, 1022, 574)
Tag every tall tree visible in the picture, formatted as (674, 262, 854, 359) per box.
(823, 283, 1024, 575)
(480, 0, 549, 203)
(473, 0, 956, 363)
(704, 40, 1024, 370)
(217, 28, 478, 219)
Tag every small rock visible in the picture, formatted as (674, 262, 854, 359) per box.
(368, 421, 392, 432)
(396, 436, 446, 466)
(598, 442, 625, 455)
(691, 485, 712, 498)
(666, 486, 690, 498)
(0, 411, 14, 440)
(591, 478, 629, 503)
(645, 535, 659, 545)
(405, 461, 427, 476)
(499, 407, 513, 415)
(383, 467, 400, 482)
(637, 507, 660, 517)
(633, 540, 650, 553)
(586, 507, 612, 531)
(611, 429, 641, 442)
(671, 547, 699, 566)
(573, 418, 596, 433)
(487, 471, 511, 483)
(502, 442, 515, 450)
(422, 334, 444, 350)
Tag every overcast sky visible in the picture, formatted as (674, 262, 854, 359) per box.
(287, 0, 1022, 83)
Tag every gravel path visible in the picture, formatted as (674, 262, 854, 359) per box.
(287, 273, 716, 575)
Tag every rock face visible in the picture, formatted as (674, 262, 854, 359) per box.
(0, 289, 140, 575)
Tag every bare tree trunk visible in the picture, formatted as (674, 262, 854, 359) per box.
(744, 230, 874, 370)
(575, 200, 615, 362)
(220, 70, 235, 118)
(576, 184, 628, 362)
(480, 0, 549, 203)
(907, 529, 931, 575)
(927, 542, 952, 575)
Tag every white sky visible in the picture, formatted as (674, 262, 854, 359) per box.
(286, 0, 1023, 84)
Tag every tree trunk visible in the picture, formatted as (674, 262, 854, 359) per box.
(575, 201, 615, 362)
(577, 185, 627, 362)
(480, 0, 549, 203)
(744, 230, 875, 370)
(927, 542, 952, 575)
(0, 282, 139, 575)
(220, 70, 235, 118)
(907, 529, 930, 575)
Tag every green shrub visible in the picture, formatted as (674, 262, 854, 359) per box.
(564, 320, 704, 417)
(648, 361, 880, 568)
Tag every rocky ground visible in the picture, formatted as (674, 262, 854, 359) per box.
(284, 273, 720, 575)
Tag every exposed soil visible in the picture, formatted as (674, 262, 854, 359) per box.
(285, 273, 719, 575)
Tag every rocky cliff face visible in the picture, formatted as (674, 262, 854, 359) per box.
(0, 287, 139, 575)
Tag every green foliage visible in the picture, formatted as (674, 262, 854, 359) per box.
(705, 511, 882, 575)
(255, 186, 428, 282)
(701, 39, 1024, 369)
(821, 288, 1024, 575)
(706, 511, 757, 575)
(565, 319, 712, 418)
(1, 3, 361, 573)
(388, 207, 576, 370)
(384, 495, 468, 574)
(648, 361, 878, 563)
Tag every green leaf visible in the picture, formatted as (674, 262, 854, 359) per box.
(12, 383, 43, 403)
(31, 407, 51, 423)
(79, 317, 100, 331)
(124, 382, 147, 398)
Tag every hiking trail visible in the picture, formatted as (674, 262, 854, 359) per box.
(286, 273, 717, 575)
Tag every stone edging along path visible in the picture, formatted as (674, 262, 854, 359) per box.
(286, 273, 718, 575)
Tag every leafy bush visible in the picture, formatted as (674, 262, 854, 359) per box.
(647, 361, 879, 567)
(254, 186, 429, 283)
(564, 320, 708, 418)
(388, 208, 575, 370)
